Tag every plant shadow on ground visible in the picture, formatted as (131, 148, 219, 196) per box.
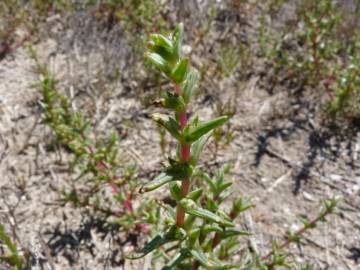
(254, 84, 360, 195)
(43, 215, 138, 267)
(348, 246, 360, 264)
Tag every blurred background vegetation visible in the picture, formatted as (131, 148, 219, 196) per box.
(0, 0, 359, 269)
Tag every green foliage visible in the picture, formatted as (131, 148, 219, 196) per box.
(133, 23, 252, 269)
(0, 0, 73, 59)
(212, 99, 236, 159)
(30, 46, 152, 233)
(216, 45, 241, 78)
(326, 47, 360, 119)
(261, 0, 360, 121)
(129, 22, 338, 269)
(0, 224, 27, 270)
(295, 0, 342, 84)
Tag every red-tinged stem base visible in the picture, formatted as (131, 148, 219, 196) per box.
(174, 84, 191, 228)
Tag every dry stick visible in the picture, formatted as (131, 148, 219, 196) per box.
(175, 84, 191, 228)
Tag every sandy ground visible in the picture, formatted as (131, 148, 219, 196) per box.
(1, 1, 360, 269)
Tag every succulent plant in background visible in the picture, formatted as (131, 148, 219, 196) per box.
(29, 45, 154, 234)
(0, 224, 31, 270)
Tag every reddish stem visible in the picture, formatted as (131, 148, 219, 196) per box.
(85, 138, 133, 213)
(174, 84, 191, 228)
(261, 209, 331, 262)
(211, 233, 221, 249)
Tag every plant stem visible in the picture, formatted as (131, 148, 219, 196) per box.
(175, 84, 191, 227)
(261, 208, 332, 262)
(211, 233, 221, 249)
(87, 141, 134, 214)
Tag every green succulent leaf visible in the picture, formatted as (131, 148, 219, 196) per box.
(152, 113, 182, 141)
(183, 69, 199, 104)
(202, 224, 223, 234)
(190, 132, 212, 165)
(162, 249, 189, 270)
(140, 173, 175, 193)
(170, 182, 182, 201)
(149, 34, 173, 51)
(188, 228, 201, 247)
(172, 23, 184, 59)
(220, 228, 252, 238)
(287, 229, 301, 243)
(206, 196, 218, 212)
(162, 92, 186, 111)
(217, 191, 232, 204)
(127, 226, 184, 259)
(145, 52, 170, 74)
(184, 215, 197, 229)
(216, 209, 233, 223)
(190, 249, 238, 270)
(178, 199, 234, 227)
(171, 58, 189, 84)
(200, 171, 216, 193)
(148, 34, 177, 64)
(184, 116, 229, 143)
(231, 197, 255, 218)
(0, 225, 18, 256)
(186, 188, 203, 201)
(127, 234, 172, 259)
(0, 224, 22, 270)
(165, 160, 193, 180)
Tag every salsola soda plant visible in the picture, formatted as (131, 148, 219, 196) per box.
(127, 23, 338, 269)
(326, 31, 360, 121)
(29, 46, 154, 233)
(259, 0, 360, 122)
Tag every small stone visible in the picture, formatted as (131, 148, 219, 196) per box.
(329, 174, 342, 181)
(303, 191, 315, 201)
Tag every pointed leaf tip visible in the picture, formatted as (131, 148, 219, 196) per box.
(140, 173, 174, 193)
(171, 58, 189, 84)
(185, 116, 229, 143)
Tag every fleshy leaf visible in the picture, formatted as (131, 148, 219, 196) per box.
(171, 58, 189, 84)
(127, 226, 185, 259)
(165, 160, 193, 180)
(149, 34, 173, 51)
(190, 249, 238, 270)
(162, 92, 186, 111)
(162, 249, 189, 270)
(127, 233, 172, 259)
(202, 224, 223, 234)
(190, 132, 212, 165)
(231, 197, 255, 218)
(170, 182, 182, 201)
(188, 228, 201, 247)
(152, 113, 182, 141)
(218, 182, 232, 194)
(183, 69, 199, 104)
(148, 34, 176, 64)
(172, 23, 184, 59)
(0, 224, 22, 270)
(187, 188, 203, 201)
(140, 173, 174, 193)
(145, 52, 170, 74)
(184, 116, 229, 143)
(178, 199, 234, 227)
(220, 228, 252, 238)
